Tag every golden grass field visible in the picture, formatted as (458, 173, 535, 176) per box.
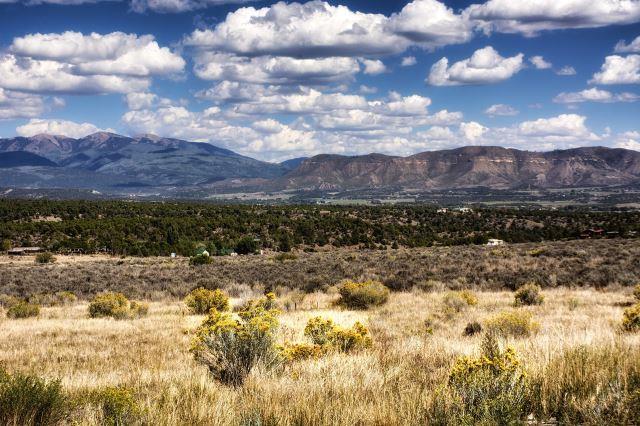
(1, 284, 639, 425)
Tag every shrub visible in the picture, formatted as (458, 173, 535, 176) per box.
(274, 252, 297, 262)
(184, 287, 230, 315)
(189, 253, 213, 266)
(235, 236, 259, 255)
(35, 252, 56, 264)
(88, 292, 130, 319)
(443, 290, 478, 314)
(484, 310, 540, 338)
(633, 284, 640, 301)
(304, 316, 372, 353)
(1, 239, 11, 252)
(337, 280, 389, 309)
(514, 283, 544, 306)
(0, 294, 19, 309)
(191, 293, 282, 387)
(91, 386, 141, 426)
(458, 290, 478, 306)
(436, 333, 528, 424)
(279, 343, 324, 362)
(55, 291, 77, 306)
(463, 321, 482, 336)
(0, 368, 68, 426)
(88, 292, 148, 320)
(622, 303, 640, 332)
(7, 301, 40, 319)
(129, 301, 149, 318)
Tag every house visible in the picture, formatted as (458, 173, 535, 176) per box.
(486, 239, 505, 247)
(436, 208, 449, 213)
(580, 228, 605, 239)
(456, 207, 474, 213)
(7, 247, 44, 255)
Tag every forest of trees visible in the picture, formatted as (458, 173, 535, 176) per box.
(1, 199, 638, 257)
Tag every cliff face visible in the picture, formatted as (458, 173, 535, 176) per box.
(277, 146, 640, 190)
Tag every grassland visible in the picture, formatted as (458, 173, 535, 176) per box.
(1, 239, 640, 424)
(1, 288, 639, 424)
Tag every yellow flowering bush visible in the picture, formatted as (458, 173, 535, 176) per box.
(304, 316, 372, 353)
(337, 280, 389, 309)
(184, 287, 230, 315)
(434, 334, 528, 424)
(622, 303, 640, 332)
(279, 343, 324, 362)
(191, 294, 282, 386)
(484, 310, 540, 338)
(88, 292, 148, 320)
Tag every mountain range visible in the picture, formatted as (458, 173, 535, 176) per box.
(1, 132, 640, 194)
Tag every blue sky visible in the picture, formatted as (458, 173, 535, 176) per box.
(0, 0, 639, 161)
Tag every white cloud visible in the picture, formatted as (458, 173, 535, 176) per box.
(615, 35, 640, 53)
(0, 88, 45, 120)
(130, 0, 257, 13)
(613, 130, 640, 150)
(529, 55, 552, 69)
(466, 0, 640, 36)
(459, 121, 487, 141)
(553, 87, 639, 103)
(427, 46, 524, 86)
(359, 85, 377, 94)
(0, 32, 184, 95)
(590, 54, 640, 84)
(556, 66, 577, 76)
(124, 92, 173, 110)
(518, 114, 599, 141)
(401, 56, 417, 67)
(16, 118, 112, 138)
(184, 1, 406, 58)
(193, 53, 360, 85)
(361, 59, 386, 75)
(484, 103, 519, 116)
(388, 0, 473, 49)
(10, 31, 184, 77)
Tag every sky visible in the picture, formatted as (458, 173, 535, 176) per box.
(0, 0, 639, 162)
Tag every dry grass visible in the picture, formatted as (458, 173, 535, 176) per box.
(1, 287, 638, 425)
(2, 238, 640, 299)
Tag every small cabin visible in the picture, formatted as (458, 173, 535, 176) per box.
(7, 247, 44, 256)
(486, 239, 505, 247)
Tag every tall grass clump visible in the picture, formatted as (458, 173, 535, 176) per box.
(34, 252, 56, 264)
(89, 386, 141, 426)
(622, 303, 640, 332)
(337, 280, 389, 309)
(0, 369, 68, 426)
(6, 301, 40, 319)
(514, 283, 544, 306)
(528, 344, 640, 424)
(88, 292, 148, 320)
(184, 287, 230, 315)
(430, 334, 528, 424)
(484, 310, 540, 338)
(633, 284, 640, 301)
(191, 294, 282, 387)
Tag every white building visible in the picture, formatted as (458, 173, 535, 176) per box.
(487, 239, 505, 246)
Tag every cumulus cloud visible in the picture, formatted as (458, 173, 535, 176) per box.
(401, 56, 417, 67)
(10, 32, 185, 77)
(388, 0, 473, 49)
(484, 103, 519, 116)
(361, 59, 386, 75)
(518, 114, 599, 141)
(554, 87, 639, 103)
(193, 53, 360, 85)
(590, 54, 640, 84)
(16, 118, 112, 138)
(130, 0, 257, 13)
(466, 0, 640, 36)
(615, 35, 640, 53)
(529, 55, 552, 69)
(556, 66, 577, 76)
(184, 1, 406, 58)
(0, 32, 184, 95)
(613, 130, 640, 150)
(0, 88, 46, 120)
(427, 46, 524, 86)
